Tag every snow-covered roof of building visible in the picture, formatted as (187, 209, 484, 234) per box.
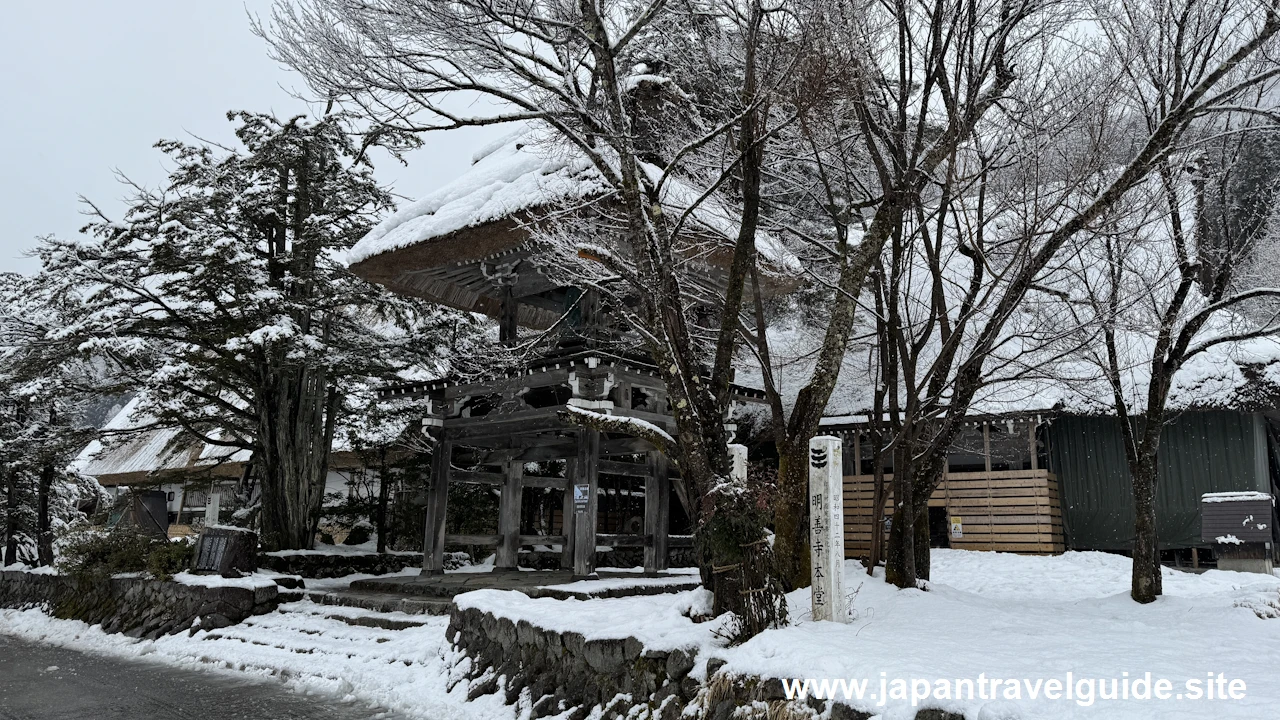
(73, 398, 389, 486)
(350, 128, 609, 268)
(71, 397, 243, 485)
(755, 190, 1280, 426)
(347, 126, 802, 326)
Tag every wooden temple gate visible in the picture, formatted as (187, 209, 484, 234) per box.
(381, 354, 687, 579)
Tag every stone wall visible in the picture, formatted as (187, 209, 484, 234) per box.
(0, 570, 279, 639)
(448, 603, 700, 720)
(257, 551, 424, 578)
(448, 603, 968, 720)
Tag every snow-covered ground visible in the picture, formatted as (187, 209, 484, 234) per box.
(719, 551, 1280, 719)
(2, 550, 1278, 720)
(458, 551, 1280, 719)
(0, 600, 492, 720)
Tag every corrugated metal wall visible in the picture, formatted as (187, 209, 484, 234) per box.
(1048, 411, 1269, 550)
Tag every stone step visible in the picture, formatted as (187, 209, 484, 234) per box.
(315, 590, 453, 617)
(324, 612, 433, 631)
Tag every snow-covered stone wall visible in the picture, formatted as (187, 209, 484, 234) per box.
(445, 600, 947, 720)
(0, 569, 279, 639)
(448, 602, 699, 719)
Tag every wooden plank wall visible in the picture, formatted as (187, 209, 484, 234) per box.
(843, 469, 1065, 556)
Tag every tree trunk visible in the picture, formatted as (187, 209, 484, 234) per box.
(884, 454, 916, 588)
(1130, 459, 1162, 603)
(772, 445, 811, 589)
(376, 448, 390, 554)
(257, 367, 334, 552)
(868, 429, 888, 575)
(4, 468, 18, 566)
(914, 509, 931, 581)
(884, 496, 932, 587)
(36, 463, 54, 567)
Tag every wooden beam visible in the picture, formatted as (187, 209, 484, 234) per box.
(522, 475, 568, 489)
(561, 458, 576, 570)
(499, 285, 518, 343)
(422, 439, 452, 576)
(453, 469, 504, 486)
(601, 437, 661, 456)
(440, 369, 571, 400)
(1029, 417, 1039, 471)
(519, 534, 566, 546)
(445, 414, 568, 441)
(495, 460, 523, 571)
(599, 459, 650, 477)
(597, 534, 648, 547)
(668, 534, 694, 548)
(446, 533, 500, 546)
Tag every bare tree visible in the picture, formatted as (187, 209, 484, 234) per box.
(864, 0, 1280, 589)
(743, 0, 1083, 586)
(1059, 119, 1280, 603)
(264, 0, 817, 634)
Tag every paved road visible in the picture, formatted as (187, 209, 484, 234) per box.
(0, 634, 396, 720)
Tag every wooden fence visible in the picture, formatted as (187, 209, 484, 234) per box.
(843, 469, 1065, 556)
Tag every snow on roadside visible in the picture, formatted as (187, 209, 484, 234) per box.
(455, 550, 1280, 719)
(715, 551, 1280, 720)
(5, 550, 1280, 719)
(455, 588, 726, 653)
(0, 601, 506, 720)
(170, 571, 279, 590)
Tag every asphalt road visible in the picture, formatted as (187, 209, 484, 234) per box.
(0, 634, 397, 720)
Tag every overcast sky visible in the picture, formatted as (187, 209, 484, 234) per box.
(0, 1, 504, 274)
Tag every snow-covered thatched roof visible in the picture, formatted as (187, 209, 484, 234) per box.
(347, 126, 802, 324)
(72, 397, 247, 486)
(73, 398, 388, 486)
(764, 194, 1280, 426)
(350, 128, 610, 268)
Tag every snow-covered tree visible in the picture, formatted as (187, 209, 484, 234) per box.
(1057, 130, 1280, 603)
(34, 112, 469, 551)
(0, 272, 108, 566)
(835, 0, 1280, 590)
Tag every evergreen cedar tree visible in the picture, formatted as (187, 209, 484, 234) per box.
(31, 112, 471, 552)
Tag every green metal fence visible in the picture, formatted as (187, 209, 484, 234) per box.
(1047, 411, 1270, 550)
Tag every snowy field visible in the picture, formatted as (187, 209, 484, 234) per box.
(1, 550, 1278, 720)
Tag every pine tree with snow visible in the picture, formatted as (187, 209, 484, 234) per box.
(0, 272, 108, 566)
(33, 112, 470, 551)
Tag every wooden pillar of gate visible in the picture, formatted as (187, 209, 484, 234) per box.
(495, 459, 524, 571)
(421, 438, 452, 576)
(572, 429, 601, 579)
(560, 458, 577, 570)
(644, 450, 670, 575)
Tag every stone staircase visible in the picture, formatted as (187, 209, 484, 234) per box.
(272, 569, 698, 622)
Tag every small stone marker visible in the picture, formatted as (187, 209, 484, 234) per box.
(205, 492, 221, 525)
(809, 435, 847, 623)
(729, 443, 748, 483)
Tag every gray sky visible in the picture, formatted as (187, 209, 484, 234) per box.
(0, 1, 503, 274)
